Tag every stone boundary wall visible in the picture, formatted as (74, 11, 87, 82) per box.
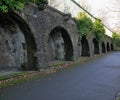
(0, 3, 114, 70)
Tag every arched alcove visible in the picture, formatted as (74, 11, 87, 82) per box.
(107, 43, 110, 52)
(111, 43, 114, 51)
(101, 42, 106, 53)
(78, 37, 81, 57)
(93, 38, 100, 54)
(81, 36, 90, 56)
(48, 26, 73, 61)
(0, 12, 37, 70)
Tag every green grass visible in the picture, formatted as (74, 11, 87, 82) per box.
(0, 71, 47, 89)
(0, 72, 27, 80)
(51, 62, 65, 67)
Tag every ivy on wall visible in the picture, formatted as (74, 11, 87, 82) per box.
(75, 12, 106, 42)
(0, 0, 48, 13)
(0, 0, 24, 13)
(30, 0, 48, 4)
(112, 32, 120, 47)
(75, 12, 93, 39)
(93, 19, 105, 43)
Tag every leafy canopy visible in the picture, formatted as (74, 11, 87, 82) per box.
(112, 32, 120, 46)
(93, 19, 105, 42)
(76, 12, 93, 39)
(0, 0, 48, 13)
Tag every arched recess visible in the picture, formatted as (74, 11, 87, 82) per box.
(8, 12, 37, 70)
(111, 43, 114, 51)
(101, 42, 106, 53)
(93, 38, 100, 54)
(48, 26, 73, 61)
(78, 37, 81, 57)
(81, 36, 90, 56)
(107, 43, 110, 52)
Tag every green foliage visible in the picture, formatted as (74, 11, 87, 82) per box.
(30, 0, 48, 4)
(93, 19, 105, 43)
(0, 0, 27, 13)
(112, 32, 120, 46)
(0, 0, 48, 13)
(76, 12, 93, 39)
(75, 13, 105, 42)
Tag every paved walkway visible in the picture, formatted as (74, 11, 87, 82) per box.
(0, 52, 120, 100)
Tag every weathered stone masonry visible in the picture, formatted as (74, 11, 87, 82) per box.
(0, 3, 114, 70)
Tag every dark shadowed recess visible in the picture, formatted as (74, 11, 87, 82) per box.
(9, 12, 37, 70)
(81, 36, 90, 56)
(49, 26, 74, 61)
(93, 38, 100, 54)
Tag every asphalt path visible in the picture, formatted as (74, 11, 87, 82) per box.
(0, 52, 120, 100)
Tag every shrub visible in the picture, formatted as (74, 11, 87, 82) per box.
(0, 0, 48, 13)
(93, 19, 105, 43)
(75, 12, 93, 39)
(112, 32, 120, 47)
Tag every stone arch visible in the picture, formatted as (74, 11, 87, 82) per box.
(0, 12, 37, 70)
(93, 38, 100, 54)
(107, 43, 110, 52)
(48, 26, 73, 61)
(101, 42, 106, 53)
(111, 43, 114, 51)
(81, 36, 90, 56)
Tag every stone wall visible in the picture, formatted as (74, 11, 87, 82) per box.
(0, 15, 27, 69)
(0, 3, 114, 70)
